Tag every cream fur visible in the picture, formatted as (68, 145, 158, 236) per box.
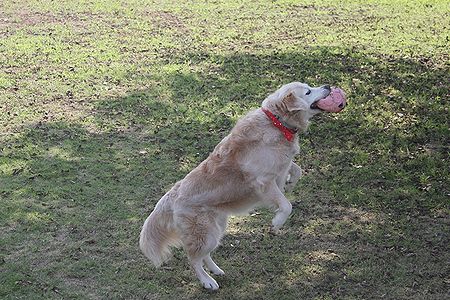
(139, 82, 332, 290)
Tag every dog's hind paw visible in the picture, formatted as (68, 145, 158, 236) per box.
(201, 277, 219, 290)
(212, 268, 225, 276)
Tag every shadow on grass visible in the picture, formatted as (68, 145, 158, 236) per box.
(95, 46, 449, 211)
(1, 47, 448, 298)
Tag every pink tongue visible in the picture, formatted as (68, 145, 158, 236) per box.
(316, 87, 346, 113)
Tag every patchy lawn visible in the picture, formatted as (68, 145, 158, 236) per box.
(1, 0, 448, 299)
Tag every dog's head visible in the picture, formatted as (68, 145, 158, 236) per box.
(262, 82, 346, 131)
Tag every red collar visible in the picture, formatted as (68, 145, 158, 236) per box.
(261, 108, 298, 142)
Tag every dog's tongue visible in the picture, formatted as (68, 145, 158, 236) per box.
(316, 87, 346, 113)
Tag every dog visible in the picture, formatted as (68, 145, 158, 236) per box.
(139, 82, 346, 290)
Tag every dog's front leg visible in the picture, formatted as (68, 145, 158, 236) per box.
(285, 162, 302, 193)
(271, 197, 292, 233)
(264, 183, 292, 233)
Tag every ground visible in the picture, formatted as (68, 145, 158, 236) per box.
(0, 0, 449, 299)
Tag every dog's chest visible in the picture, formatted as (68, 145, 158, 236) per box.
(239, 141, 298, 178)
(290, 140, 300, 156)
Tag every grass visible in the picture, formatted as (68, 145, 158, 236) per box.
(0, 0, 449, 299)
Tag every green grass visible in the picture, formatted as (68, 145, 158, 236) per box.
(1, 0, 449, 299)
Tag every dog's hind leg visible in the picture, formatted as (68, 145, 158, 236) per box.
(176, 212, 225, 290)
(191, 255, 220, 290)
(188, 233, 221, 290)
(203, 215, 226, 276)
(203, 254, 224, 275)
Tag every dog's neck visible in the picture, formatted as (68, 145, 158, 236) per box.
(262, 103, 312, 133)
(261, 107, 298, 142)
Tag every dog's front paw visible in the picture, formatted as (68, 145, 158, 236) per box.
(284, 181, 295, 193)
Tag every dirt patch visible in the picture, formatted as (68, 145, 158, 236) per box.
(0, 10, 58, 29)
(0, 9, 90, 36)
(142, 10, 191, 36)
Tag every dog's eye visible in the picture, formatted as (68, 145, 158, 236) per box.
(305, 90, 311, 95)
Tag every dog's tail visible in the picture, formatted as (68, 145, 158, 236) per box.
(139, 195, 179, 267)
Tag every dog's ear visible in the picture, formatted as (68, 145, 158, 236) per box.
(283, 92, 307, 112)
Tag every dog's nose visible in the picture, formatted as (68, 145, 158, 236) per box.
(323, 85, 331, 91)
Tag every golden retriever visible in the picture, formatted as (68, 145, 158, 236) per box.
(139, 82, 346, 290)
